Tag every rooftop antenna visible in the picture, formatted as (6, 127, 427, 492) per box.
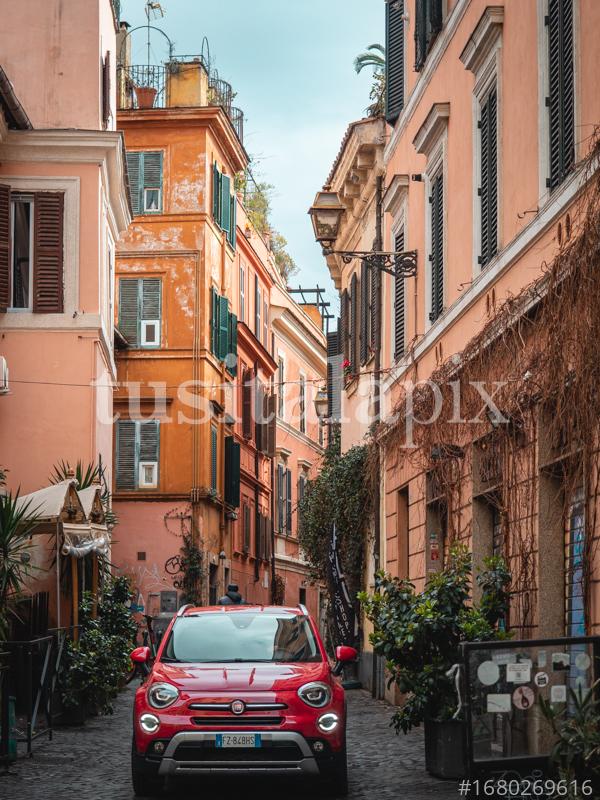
(145, 1, 165, 68)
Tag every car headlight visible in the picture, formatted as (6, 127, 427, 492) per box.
(298, 681, 332, 708)
(147, 682, 179, 709)
(317, 712, 339, 733)
(140, 713, 160, 733)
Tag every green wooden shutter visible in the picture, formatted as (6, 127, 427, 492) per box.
(229, 193, 237, 248)
(212, 162, 221, 223)
(359, 259, 369, 365)
(139, 420, 159, 464)
(210, 287, 218, 355)
(415, 0, 443, 72)
(126, 151, 142, 215)
(429, 173, 444, 323)
(210, 425, 218, 491)
(285, 469, 293, 534)
(0, 184, 10, 313)
(394, 229, 406, 358)
(218, 295, 229, 360)
(221, 173, 231, 237)
(142, 152, 163, 212)
(547, 0, 575, 190)
(478, 86, 498, 267)
(228, 312, 238, 376)
(385, 0, 405, 124)
(142, 278, 161, 320)
(119, 278, 140, 346)
(224, 435, 241, 507)
(116, 420, 137, 490)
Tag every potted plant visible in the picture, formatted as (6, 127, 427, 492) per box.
(360, 546, 510, 780)
(134, 85, 158, 109)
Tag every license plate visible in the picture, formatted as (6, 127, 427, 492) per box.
(215, 734, 262, 748)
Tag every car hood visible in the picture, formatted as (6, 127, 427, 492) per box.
(151, 660, 330, 693)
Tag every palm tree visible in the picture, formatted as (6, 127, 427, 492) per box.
(354, 44, 385, 75)
(0, 492, 41, 640)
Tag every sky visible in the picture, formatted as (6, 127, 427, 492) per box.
(119, 0, 384, 309)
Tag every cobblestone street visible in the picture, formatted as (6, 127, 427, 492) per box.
(0, 685, 457, 800)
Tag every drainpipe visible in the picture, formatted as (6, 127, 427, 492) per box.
(253, 361, 261, 585)
(371, 175, 384, 697)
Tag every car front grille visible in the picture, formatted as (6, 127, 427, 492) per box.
(173, 741, 303, 762)
(191, 716, 284, 727)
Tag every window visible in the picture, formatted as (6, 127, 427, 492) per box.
(393, 228, 406, 358)
(10, 196, 32, 309)
(118, 278, 161, 348)
(385, 0, 405, 124)
(414, 0, 443, 72)
(428, 169, 444, 323)
(359, 259, 370, 365)
(210, 424, 218, 492)
(224, 435, 241, 507)
(546, 0, 575, 191)
(210, 287, 238, 375)
(478, 85, 498, 268)
(277, 357, 285, 417)
(239, 264, 245, 322)
(242, 502, 252, 553)
(160, 590, 178, 614)
(263, 297, 268, 349)
(116, 419, 159, 490)
(340, 288, 350, 371)
(0, 187, 64, 315)
(212, 163, 237, 247)
(349, 272, 358, 375)
(299, 587, 307, 607)
(565, 486, 585, 636)
(126, 151, 163, 216)
(277, 464, 293, 534)
(298, 473, 307, 505)
(299, 374, 306, 434)
(102, 51, 111, 129)
(242, 369, 253, 439)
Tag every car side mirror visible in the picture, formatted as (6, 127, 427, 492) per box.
(332, 645, 358, 676)
(131, 645, 151, 676)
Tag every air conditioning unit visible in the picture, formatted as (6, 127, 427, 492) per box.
(0, 357, 8, 395)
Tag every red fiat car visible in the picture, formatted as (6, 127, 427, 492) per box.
(130, 604, 357, 797)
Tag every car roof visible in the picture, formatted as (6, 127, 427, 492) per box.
(178, 604, 307, 617)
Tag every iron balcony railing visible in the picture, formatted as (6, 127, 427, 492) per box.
(117, 62, 245, 144)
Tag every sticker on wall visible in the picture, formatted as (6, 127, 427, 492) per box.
(534, 671, 549, 688)
(487, 694, 512, 714)
(575, 652, 591, 672)
(492, 653, 517, 665)
(551, 685, 567, 703)
(512, 686, 535, 710)
(537, 651, 547, 668)
(575, 676, 589, 692)
(477, 661, 500, 686)
(506, 663, 531, 684)
(552, 653, 570, 671)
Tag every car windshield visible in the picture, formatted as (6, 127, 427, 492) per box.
(162, 612, 322, 663)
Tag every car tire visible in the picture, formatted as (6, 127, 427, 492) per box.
(320, 746, 349, 797)
(131, 740, 164, 797)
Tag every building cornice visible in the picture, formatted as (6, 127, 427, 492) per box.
(383, 173, 410, 217)
(413, 102, 450, 157)
(460, 6, 505, 74)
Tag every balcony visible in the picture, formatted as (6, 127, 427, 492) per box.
(117, 58, 245, 144)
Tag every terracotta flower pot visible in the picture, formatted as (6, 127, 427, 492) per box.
(135, 86, 157, 109)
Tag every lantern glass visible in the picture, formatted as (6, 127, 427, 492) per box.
(308, 191, 345, 245)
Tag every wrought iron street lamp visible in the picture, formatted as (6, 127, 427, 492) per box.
(313, 386, 329, 421)
(308, 189, 418, 278)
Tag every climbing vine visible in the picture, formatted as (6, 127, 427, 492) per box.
(163, 506, 204, 605)
(298, 429, 372, 600)
(369, 131, 600, 636)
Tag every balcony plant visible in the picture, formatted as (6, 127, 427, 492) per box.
(360, 545, 510, 778)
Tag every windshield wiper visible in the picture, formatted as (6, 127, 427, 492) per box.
(199, 658, 274, 663)
(160, 656, 182, 663)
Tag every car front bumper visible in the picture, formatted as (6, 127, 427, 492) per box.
(157, 730, 319, 777)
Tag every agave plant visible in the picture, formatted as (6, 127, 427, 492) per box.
(0, 492, 41, 641)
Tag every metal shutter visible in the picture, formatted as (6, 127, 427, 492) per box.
(394, 229, 406, 358)
(0, 184, 10, 313)
(547, 0, 575, 190)
(33, 192, 64, 313)
(385, 0, 405, 124)
(429, 173, 444, 323)
(116, 420, 136, 490)
(479, 86, 498, 267)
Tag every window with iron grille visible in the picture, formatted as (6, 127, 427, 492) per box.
(546, 0, 575, 191)
(414, 0, 443, 72)
(385, 0, 405, 124)
(478, 85, 498, 268)
(393, 228, 406, 359)
(428, 170, 444, 323)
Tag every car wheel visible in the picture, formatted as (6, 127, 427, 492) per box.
(131, 739, 164, 797)
(320, 746, 348, 797)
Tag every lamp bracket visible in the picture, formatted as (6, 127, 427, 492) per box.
(322, 248, 418, 278)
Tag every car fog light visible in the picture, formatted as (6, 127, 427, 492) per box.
(313, 740, 325, 753)
(153, 741, 166, 754)
(140, 713, 160, 733)
(317, 712, 339, 733)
